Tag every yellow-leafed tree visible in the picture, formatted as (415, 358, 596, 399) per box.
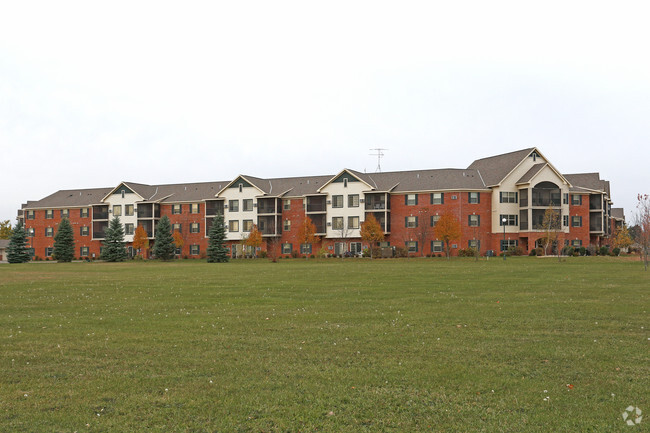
(432, 213, 461, 260)
(360, 214, 384, 259)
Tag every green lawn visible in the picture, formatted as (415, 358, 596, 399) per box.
(0, 257, 648, 432)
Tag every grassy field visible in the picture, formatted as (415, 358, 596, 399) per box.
(0, 257, 648, 432)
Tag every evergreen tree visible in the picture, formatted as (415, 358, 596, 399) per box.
(7, 221, 31, 263)
(53, 218, 75, 262)
(152, 215, 175, 261)
(207, 213, 229, 263)
(101, 216, 128, 262)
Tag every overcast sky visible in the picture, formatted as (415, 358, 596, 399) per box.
(1, 1, 649, 224)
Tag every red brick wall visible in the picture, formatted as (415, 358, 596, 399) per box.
(24, 208, 95, 259)
(162, 203, 207, 258)
(567, 194, 590, 248)
(388, 191, 492, 256)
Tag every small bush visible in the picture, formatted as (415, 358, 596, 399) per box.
(529, 249, 537, 256)
(579, 246, 586, 256)
(612, 247, 621, 256)
(458, 248, 477, 257)
(394, 247, 408, 258)
(259, 251, 268, 259)
(291, 250, 299, 259)
(599, 246, 609, 256)
(562, 246, 574, 256)
(310, 254, 315, 259)
(508, 246, 525, 256)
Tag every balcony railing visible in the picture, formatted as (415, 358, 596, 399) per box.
(306, 202, 326, 212)
(531, 198, 561, 207)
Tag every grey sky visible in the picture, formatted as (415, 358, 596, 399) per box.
(1, 1, 649, 224)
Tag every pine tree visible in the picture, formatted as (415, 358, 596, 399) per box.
(152, 215, 175, 261)
(101, 216, 128, 262)
(7, 222, 31, 263)
(207, 213, 229, 263)
(53, 218, 75, 262)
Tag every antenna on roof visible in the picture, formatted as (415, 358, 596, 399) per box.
(369, 148, 387, 173)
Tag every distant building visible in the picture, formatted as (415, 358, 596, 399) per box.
(17, 148, 619, 259)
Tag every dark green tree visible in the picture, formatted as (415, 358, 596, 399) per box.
(53, 218, 75, 262)
(101, 216, 128, 262)
(7, 222, 31, 263)
(152, 215, 175, 261)
(207, 213, 229, 263)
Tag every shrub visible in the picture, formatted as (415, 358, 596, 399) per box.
(508, 246, 525, 256)
(394, 247, 408, 258)
(458, 248, 477, 257)
(259, 251, 268, 259)
(599, 246, 609, 256)
(586, 245, 597, 256)
(529, 249, 537, 256)
(562, 246, 574, 256)
(291, 250, 299, 259)
(612, 247, 621, 256)
(579, 246, 586, 256)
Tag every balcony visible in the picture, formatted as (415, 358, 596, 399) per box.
(205, 200, 224, 216)
(306, 196, 326, 213)
(589, 195, 603, 210)
(258, 216, 279, 236)
(365, 193, 388, 210)
(93, 205, 109, 220)
(308, 214, 327, 234)
(92, 221, 108, 239)
(365, 212, 390, 232)
(590, 214, 603, 232)
(137, 220, 154, 237)
(257, 198, 280, 214)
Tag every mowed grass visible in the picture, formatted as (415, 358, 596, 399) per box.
(0, 257, 648, 432)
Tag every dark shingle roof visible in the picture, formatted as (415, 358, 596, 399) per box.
(370, 169, 487, 192)
(611, 208, 625, 220)
(467, 148, 535, 187)
(563, 173, 609, 194)
(22, 187, 113, 209)
(516, 163, 547, 184)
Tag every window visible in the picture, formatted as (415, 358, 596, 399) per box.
(468, 214, 480, 227)
(172, 204, 182, 214)
(282, 243, 292, 255)
(125, 204, 134, 216)
(175, 247, 181, 256)
(572, 216, 582, 227)
(571, 195, 582, 206)
(172, 223, 182, 232)
(348, 216, 359, 229)
(45, 247, 53, 257)
(300, 243, 312, 255)
(350, 242, 362, 255)
(80, 226, 89, 236)
(563, 193, 569, 205)
(190, 245, 200, 256)
(190, 223, 200, 233)
(571, 239, 583, 247)
(190, 203, 200, 214)
(468, 192, 480, 204)
(238, 183, 243, 193)
(379, 241, 390, 248)
(229, 200, 239, 212)
(431, 215, 440, 226)
(406, 241, 418, 253)
(405, 216, 418, 228)
(332, 195, 343, 208)
(431, 241, 443, 253)
(499, 214, 518, 226)
(343, 178, 348, 188)
(405, 194, 418, 206)
(332, 217, 344, 230)
(229, 220, 239, 232)
(348, 194, 359, 208)
(431, 193, 444, 205)
(468, 239, 480, 250)
(61, 209, 69, 218)
(124, 223, 134, 235)
(113, 205, 122, 216)
(500, 239, 518, 251)
(80, 208, 89, 218)
(26, 210, 35, 220)
(500, 192, 518, 203)
(46, 227, 53, 237)
(242, 220, 253, 232)
(46, 209, 54, 219)
(284, 219, 291, 231)
(242, 199, 253, 212)
(28, 228, 35, 237)
(283, 199, 290, 210)
(80, 247, 89, 257)
(563, 215, 569, 227)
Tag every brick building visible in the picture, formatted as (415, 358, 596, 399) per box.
(17, 148, 622, 259)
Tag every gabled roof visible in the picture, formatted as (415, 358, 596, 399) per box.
(467, 148, 535, 186)
(101, 182, 147, 202)
(611, 208, 625, 221)
(516, 163, 547, 185)
(22, 187, 114, 209)
(563, 173, 610, 195)
(317, 169, 375, 192)
(149, 181, 229, 203)
(216, 175, 267, 196)
(366, 168, 487, 193)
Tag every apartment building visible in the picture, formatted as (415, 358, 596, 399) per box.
(17, 148, 618, 259)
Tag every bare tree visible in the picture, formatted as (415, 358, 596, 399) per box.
(540, 206, 562, 261)
(333, 217, 353, 259)
(635, 194, 650, 271)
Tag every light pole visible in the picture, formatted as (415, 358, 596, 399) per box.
(502, 217, 507, 261)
